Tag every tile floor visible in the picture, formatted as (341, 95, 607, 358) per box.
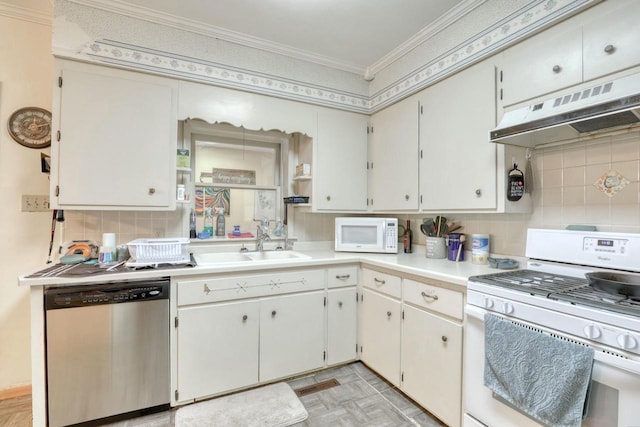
(0, 362, 447, 427)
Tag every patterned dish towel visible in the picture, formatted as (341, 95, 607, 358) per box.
(484, 313, 594, 427)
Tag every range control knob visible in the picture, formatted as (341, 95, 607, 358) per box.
(501, 301, 514, 314)
(583, 324, 602, 339)
(617, 333, 638, 350)
(482, 297, 494, 309)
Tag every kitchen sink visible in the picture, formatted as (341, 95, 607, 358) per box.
(194, 252, 252, 264)
(245, 251, 311, 261)
(194, 250, 311, 265)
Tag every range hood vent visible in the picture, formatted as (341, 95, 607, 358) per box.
(491, 73, 640, 147)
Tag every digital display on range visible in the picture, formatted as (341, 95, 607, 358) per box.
(597, 239, 614, 247)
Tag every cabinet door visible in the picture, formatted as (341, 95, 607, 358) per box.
(360, 289, 401, 386)
(315, 111, 368, 211)
(420, 60, 497, 210)
(259, 291, 325, 382)
(177, 300, 259, 402)
(402, 305, 462, 427)
(500, 24, 582, 107)
(327, 287, 357, 365)
(54, 62, 177, 209)
(369, 96, 420, 211)
(583, 0, 640, 81)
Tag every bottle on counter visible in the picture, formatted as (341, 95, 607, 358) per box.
(189, 209, 197, 239)
(204, 208, 214, 235)
(403, 219, 413, 253)
(215, 207, 226, 237)
(274, 217, 283, 237)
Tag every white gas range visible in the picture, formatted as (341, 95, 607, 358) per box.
(464, 229, 640, 427)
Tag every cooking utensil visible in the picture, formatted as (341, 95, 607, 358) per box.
(46, 209, 58, 263)
(421, 218, 435, 237)
(434, 216, 447, 237)
(456, 234, 466, 262)
(586, 271, 640, 297)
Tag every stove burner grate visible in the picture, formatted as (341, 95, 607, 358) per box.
(469, 269, 587, 296)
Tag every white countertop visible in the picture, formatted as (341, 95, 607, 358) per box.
(19, 244, 524, 288)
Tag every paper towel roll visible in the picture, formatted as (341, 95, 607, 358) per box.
(102, 233, 116, 248)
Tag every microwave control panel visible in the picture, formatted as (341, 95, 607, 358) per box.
(385, 221, 398, 251)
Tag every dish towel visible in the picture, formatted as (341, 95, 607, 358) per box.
(484, 313, 594, 427)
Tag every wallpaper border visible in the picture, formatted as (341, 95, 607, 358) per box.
(73, 0, 596, 114)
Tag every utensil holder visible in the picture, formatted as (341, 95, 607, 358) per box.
(426, 237, 446, 259)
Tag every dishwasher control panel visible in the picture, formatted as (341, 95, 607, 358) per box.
(45, 279, 169, 309)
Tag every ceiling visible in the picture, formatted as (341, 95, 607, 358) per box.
(5, 0, 480, 76)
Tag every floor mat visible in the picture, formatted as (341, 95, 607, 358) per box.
(175, 382, 308, 427)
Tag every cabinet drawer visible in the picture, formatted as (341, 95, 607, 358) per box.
(403, 278, 463, 320)
(327, 265, 358, 288)
(177, 269, 325, 306)
(362, 268, 401, 299)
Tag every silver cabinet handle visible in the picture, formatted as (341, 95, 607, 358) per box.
(336, 274, 351, 280)
(242, 315, 248, 322)
(442, 335, 448, 342)
(148, 187, 156, 195)
(338, 301, 343, 308)
(475, 188, 482, 197)
(552, 65, 561, 73)
(374, 278, 386, 285)
(421, 291, 439, 301)
(271, 310, 277, 317)
(604, 44, 615, 54)
(386, 311, 392, 318)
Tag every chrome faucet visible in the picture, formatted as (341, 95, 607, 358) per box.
(256, 225, 271, 252)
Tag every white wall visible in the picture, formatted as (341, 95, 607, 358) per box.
(0, 13, 53, 390)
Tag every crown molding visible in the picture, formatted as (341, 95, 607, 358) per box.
(368, 0, 486, 77)
(0, 1, 52, 25)
(65, 0, 365, 75)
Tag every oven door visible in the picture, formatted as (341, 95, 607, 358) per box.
(464, 304, 640, 427)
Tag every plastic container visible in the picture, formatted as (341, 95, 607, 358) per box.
(274, 218, 283, 237)
(471, 234, 490, 264)
(204, 208, 214, 235)
(127, 238, 190, 263)
(447, 233, 465, 262)
(177, 184, 185, 201)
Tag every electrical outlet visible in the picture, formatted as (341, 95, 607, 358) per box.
(22, 194, 50, 212)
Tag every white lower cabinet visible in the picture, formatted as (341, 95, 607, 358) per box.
(360, 288, 401, 386)
(259, 291, 325, 382)
(177, 300, 260, 402)
(327, 287, 358, 365)
(401, 304, 463, 427)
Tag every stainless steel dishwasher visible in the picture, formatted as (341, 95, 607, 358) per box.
(45, 278, 170, 427)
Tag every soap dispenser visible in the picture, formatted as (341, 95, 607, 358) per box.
(215, 207, 226, 237)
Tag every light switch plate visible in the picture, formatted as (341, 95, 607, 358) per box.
(22, 194, 50, 212)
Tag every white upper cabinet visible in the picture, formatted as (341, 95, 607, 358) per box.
(52, 60, 178, 210)
(419, 60, 497, 211)
(314, 110, 368, 211)
(582, 0, 640, 81)
(369, 95, 420, 211)
(500, 24, 582, 107)
(500, 0, 640, 108)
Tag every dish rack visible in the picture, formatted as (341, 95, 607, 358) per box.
(127, 238, 190, 266)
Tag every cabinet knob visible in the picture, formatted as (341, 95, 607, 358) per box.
(421, 291, 439, 301)
(338, 301, 343, 308)
(475, 188, 482, 197)
(442, 335, 448, 342)
(552, 65, 561, 73)
(326, 195, 331, 201)
(148, 187, 156, 195)
(386, 311, 392, 318)
(242, 315, 248, 322)
(604, 44, 615, 54)
(405, 194, 410, 201)
(271, 310, 277, 317)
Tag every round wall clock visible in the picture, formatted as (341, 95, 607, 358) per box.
(7, 107, 52, 149)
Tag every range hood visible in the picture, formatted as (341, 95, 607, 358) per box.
(490, 73, 640, 147)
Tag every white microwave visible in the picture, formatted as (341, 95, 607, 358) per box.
(335, 217, 398, 254)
